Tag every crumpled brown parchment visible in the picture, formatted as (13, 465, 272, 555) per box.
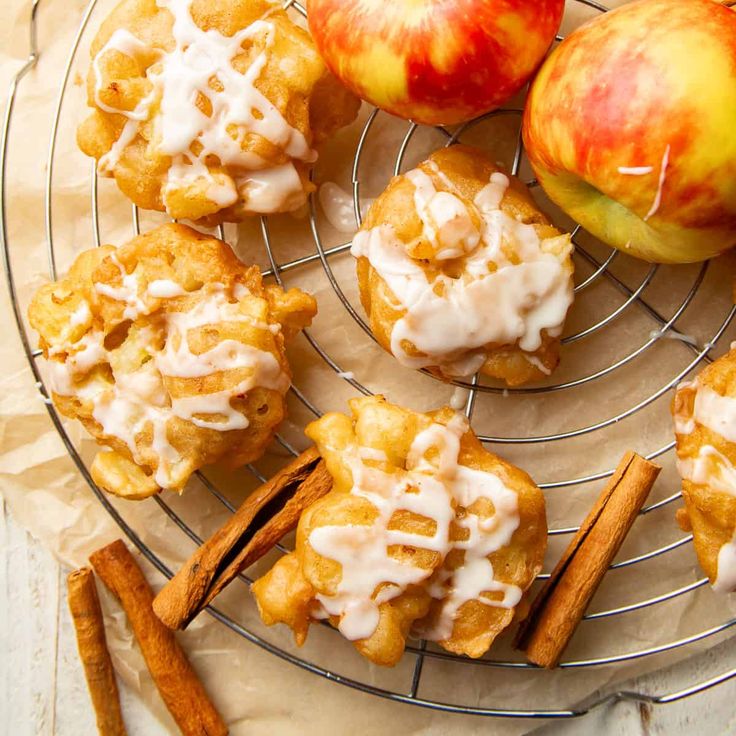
(1, 0, 735, 734)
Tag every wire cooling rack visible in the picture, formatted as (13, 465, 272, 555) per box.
(4, 0, 736, 720)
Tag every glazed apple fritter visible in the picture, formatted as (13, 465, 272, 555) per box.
(673, 347, 736, 593)
(28, 223, 316, 499)
(351, 145, 575, 386)
(252, 395, 547, 666)
(77, 0, 360, 224)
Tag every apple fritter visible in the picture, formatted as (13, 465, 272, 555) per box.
(351, 145, 575, 385)
(77, 0, 360, 224)
(28, 223, 316, 499)
(673, 347, 736, 593)
(252, 396, 546, 665)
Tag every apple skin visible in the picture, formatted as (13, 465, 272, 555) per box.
(523, 0, 736, 264)
(306, 0, 564, 126)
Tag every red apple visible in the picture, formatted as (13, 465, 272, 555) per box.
(523, 0, 736, 264)
(306, 0, 564, 126)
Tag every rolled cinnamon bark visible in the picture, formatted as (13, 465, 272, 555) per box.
(90, 540, 228, 736)
(153, 447, 332, 630)
(67, 567, 127, 736)
(515, 451, 660, 668)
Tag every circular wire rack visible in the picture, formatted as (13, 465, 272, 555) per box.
(3, 0, 736, 720)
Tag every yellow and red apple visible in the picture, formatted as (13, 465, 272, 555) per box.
(306, 0, 564, 126)
(523, 0, 736, 264)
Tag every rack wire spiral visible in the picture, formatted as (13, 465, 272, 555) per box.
(3, 0, 736, 720)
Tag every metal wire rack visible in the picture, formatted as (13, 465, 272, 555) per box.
(3, 0, 736, 720)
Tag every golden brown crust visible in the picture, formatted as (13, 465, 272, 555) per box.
(673, 348, 736, 586)
(252, 395, 547, 665)
(28, 223, 317, 498)
(356, 145, 574, 386)
(77, 0, 359, 223)
(422, 412, 547, 658)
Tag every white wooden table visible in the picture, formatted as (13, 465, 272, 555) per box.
(0, 501, 166, 736)
(2, 500, 734, 735)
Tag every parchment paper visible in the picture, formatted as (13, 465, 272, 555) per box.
(2, 0, 735, 733)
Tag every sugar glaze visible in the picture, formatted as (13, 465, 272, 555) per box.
(92, 0, 315, 216)
(46, 264, 288, 489)
(309, 414, 522, 642)
(674, 378, 736, 592)
(351, 165, 573, 377)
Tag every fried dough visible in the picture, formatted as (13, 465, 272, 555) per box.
(77, 0, 359, 224)
(673, 348, 736, 592)
(252, 395, 546, 665)
(351, 145, 575, 385)
(28, 223, 316, 498)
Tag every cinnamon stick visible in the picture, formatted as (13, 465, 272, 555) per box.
(89, 540, 228, 736)
(515, 451, 660, 668)
(153, 447, 332, 630)
(67, 567, 127, 736)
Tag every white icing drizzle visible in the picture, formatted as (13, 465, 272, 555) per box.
(234, 163, 306, 214)
(426, 159, 460, 192)
(473, 172, 510, 217)
(405, 169, 480, 259)
(46, 266, 288, 489)
(676, 445, 736, 496)
(308, 414, 521, 641)
(644, 144, 670, 221)
(94, 30, 161, 174)
(319, 182, 362, 233)
(92, 0, 316, 214)
(449, 386, 469, 410)
(91, 363, 180, 486)
(617, 165, 654, 175)
(677, 444, 736, 594)
(156, 291, 288, 429)
(233, 282, 249, 299)
(674, 378, 736, 591)
(95, 254, 148, 319)
(357, 446, 388, 462)
(69, 300, 92, 327)
(524, 354, 551, 376)
(351, 167, 573, 377)
(47, 335, 107, 396)
(689, 383, 736, 443)
(93, 30, 155, 117)
(409, 418, 522, 641)
(147, 279, 187, 298)
(649, 328, 698, 346)
(50, 331, 108, 375)
(308, 435, 456, 640)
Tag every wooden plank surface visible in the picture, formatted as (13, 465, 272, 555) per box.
(1, 500, 734, 735)
(0, 500, 167, 736)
